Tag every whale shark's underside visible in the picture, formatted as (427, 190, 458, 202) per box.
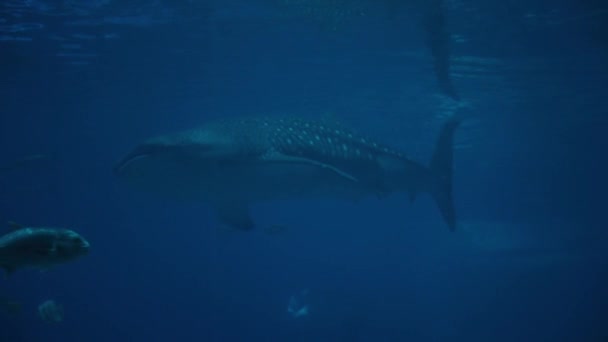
(115, 117, 459, 231)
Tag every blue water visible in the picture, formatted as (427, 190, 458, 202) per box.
(1, 1, 607, 341)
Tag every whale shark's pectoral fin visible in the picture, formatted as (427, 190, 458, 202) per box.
(263, 152, 359, 183)
(214, 201, 254, 231)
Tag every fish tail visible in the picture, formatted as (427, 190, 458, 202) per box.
(429, 118, 460, 231)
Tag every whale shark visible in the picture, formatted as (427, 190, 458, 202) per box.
(115, 117, 460, 231)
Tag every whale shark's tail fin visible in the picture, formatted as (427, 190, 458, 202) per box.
(429, 118, 460, 231)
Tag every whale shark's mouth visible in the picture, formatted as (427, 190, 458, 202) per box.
(114, 142, 182, 175)
(114, 143, 217, 176)
(114, 143, 183, 175)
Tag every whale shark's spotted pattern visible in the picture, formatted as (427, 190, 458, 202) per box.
(267, 118, 405, 163)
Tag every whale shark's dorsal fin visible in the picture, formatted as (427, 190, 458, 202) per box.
(263, 151, 359, 183)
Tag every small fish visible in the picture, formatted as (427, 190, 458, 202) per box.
(0, 223, 90, 275)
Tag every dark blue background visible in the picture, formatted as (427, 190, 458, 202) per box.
(1, 1, 607, 341)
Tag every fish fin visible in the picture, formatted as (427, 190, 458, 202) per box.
(264, 152, 359, 183)
(215, 202, 254, 231)
(429, 118, 461, 231)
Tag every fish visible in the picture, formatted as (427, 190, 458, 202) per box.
(0, 223, 90, 275)
(115, 117, 460, 231)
